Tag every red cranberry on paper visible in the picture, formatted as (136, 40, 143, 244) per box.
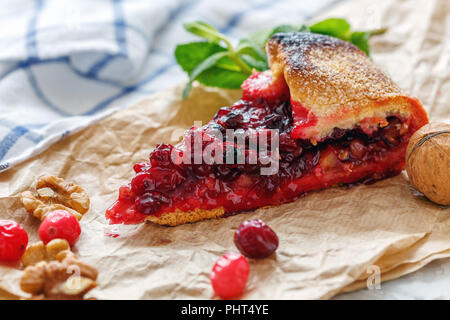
(210, 253, 250, 299)
(234, 219, 279, 259)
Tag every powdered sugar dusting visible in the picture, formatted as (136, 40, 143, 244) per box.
(266, 32, 409, 140)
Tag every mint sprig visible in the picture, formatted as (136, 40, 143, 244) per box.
(309, 18, 387, 55)
(176, 21, 265, 98)
(175, 19, 386, 98)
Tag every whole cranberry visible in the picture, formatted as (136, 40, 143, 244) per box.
(152, 168, 185, 191)
(135, 193, 160, 215)
(210, 253, 250, 299)
(130, 172, 155, 195)
(135, 191, 170, 215)
(38, 210, 81, 247)
(234, 219, 279, 259)
(223, 112, 244, 129)
(0, 220, 28, 262)
(149, 143, 174, 168)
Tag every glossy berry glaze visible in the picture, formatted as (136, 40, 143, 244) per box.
(106, 72, 421, 225)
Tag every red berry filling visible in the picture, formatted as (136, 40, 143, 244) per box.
(290, 100, 318, 139)
(241, 71, 289, 105)
(0, 220, 28, 262)
(234, 219, 279, 259)
(210, 253, 250, 299)
(106, 76, 422, 225)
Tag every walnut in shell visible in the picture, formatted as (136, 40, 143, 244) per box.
(406, 122, 450, 205)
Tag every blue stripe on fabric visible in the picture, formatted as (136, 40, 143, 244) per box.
(149, 0, 200, 51)
(23, 0, 66, 116)
(86, 0, 280, 115)
(113, 0, 127, 55)
(1, 56, 153, 95)
(85, 0, 200, 115)
(125, 22, 150, 43)
(0, 1, 182, 88)
(24, 68, 69, 116)
(0, 119, 44, 144)
(26, 0, 44, 61)
(134, 61, 176, 88)
(23, 133, 44, 144)
(70, 64, 153, 93)
(17, 56, 68, 69)
(2, 0, 63, 160)
(1, 0, 207, 164)
(14, 22, 149, 56)
(84, 54, 120, 78)
(0, 0, 343, 170)
(83, 90, 131, 116)
(84, 0, 128, 78)
(0, 126, 29, 161)
(84, 62, 175, 116)
(16, 0, 285, 120)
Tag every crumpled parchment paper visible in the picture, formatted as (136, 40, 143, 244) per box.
(0, 0, 449, 300)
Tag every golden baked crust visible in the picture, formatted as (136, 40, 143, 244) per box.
(267, 32, 428, 140)
(145, 207, 225, 226)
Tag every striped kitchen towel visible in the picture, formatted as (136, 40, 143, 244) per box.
(0, 0, 339, 172)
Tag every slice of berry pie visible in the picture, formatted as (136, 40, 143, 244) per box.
(106, 32, 428, 226)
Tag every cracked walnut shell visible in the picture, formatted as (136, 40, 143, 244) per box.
(406, 123, 450, 206)
(20, 175, 90, 221)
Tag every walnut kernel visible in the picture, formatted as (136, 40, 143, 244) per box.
(20, 242, 98, 299)
(21, 239, 71, 267)
(20, 175, 89, 221)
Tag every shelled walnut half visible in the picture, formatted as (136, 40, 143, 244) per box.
(20, 175, 90, 221)
(20, 239, 98, 300)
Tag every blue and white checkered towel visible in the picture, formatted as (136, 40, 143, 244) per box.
(0, 0, 337, 172)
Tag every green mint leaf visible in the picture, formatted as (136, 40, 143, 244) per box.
(236, 38, 268, 66)
(175, 19, 387, 97)
(270, 24, 299, 35)
(183, 51, 230, 98)
(239, 54, 268, 71)
(215, 56, 244, 72)
(350, 31, 371, 55)
(175, 42, 227, 73)
(309, 18, 351, 40)
(176, 41, 252, 97)
(247, 28, 273, 49)
(183, 21, 222, 43)
(196, 68, 249, 89)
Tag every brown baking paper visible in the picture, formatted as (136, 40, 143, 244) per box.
(0, 0, 449, 300)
